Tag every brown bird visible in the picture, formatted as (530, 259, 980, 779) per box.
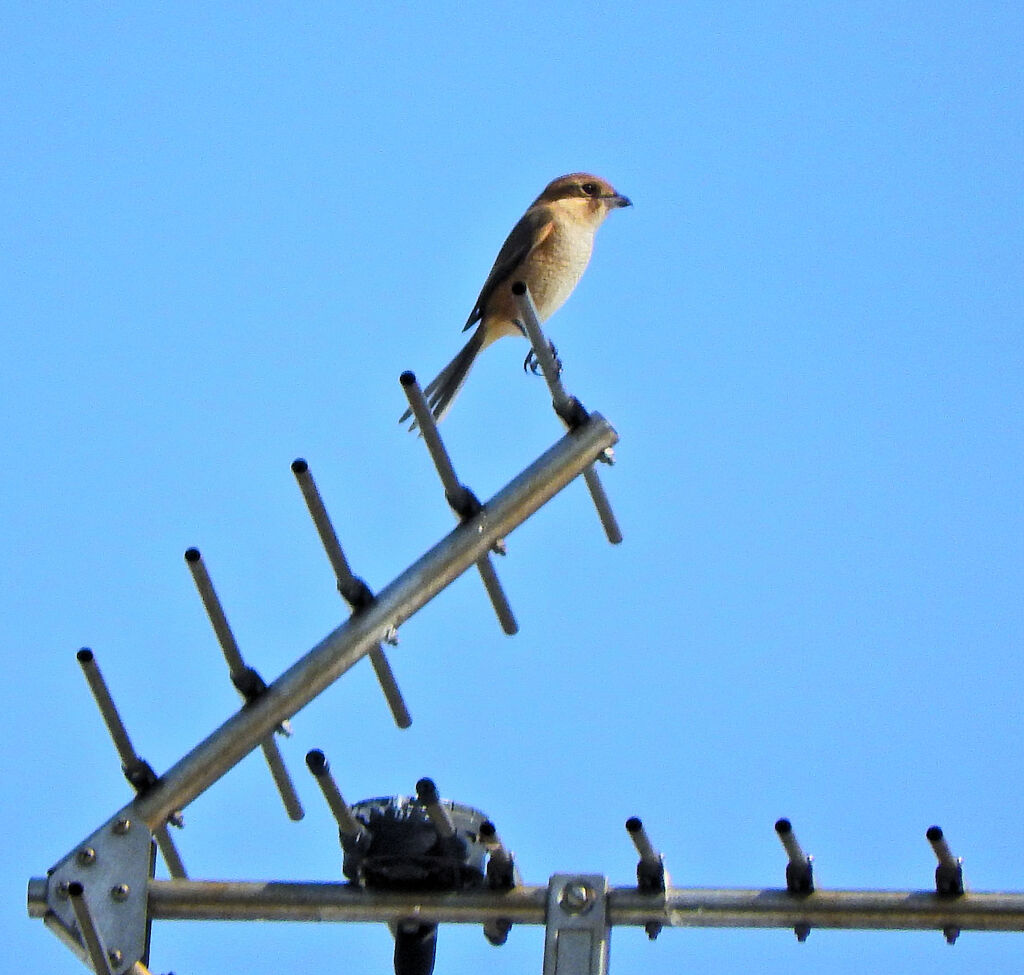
(402, 172, 631, 426)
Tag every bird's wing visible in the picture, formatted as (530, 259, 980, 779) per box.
(463, 206, 554, 331)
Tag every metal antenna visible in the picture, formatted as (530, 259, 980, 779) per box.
(33, 384, 1024, 974)
(184, 548, 304, 821)
(76, 649, 186, 878)
(512, 281, 622, 545)
(401, 370, 518, 634)
(291, 458, 412, 728)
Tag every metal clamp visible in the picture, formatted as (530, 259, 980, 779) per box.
(544, 875, 610, 975)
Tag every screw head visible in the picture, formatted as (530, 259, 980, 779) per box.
(107, 949, 123, 965)
(110, 883, 130, 902)
(560, 881, 594, 914)
(76, 847, 96, 866)
(112, 818, 132, 835)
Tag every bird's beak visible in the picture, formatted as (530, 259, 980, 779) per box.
(610, 193, 632, 208)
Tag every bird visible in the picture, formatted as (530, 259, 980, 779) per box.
(401, 172, 631, 427)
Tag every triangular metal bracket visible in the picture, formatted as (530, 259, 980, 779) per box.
(41, 809, 155, 974)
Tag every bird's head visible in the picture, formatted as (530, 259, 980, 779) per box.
(534, 173, 632, 217)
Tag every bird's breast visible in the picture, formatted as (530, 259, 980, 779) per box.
(523, 221, 596, 321)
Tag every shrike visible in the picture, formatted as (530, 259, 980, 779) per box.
(402, 172, 631, 426)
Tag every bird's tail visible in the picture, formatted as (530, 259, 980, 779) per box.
(401, 325, 487, 429)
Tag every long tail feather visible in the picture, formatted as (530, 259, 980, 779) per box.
(400, 326, 487, 429)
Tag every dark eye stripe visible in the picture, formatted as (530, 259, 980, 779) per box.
(581, 182, 599, 196)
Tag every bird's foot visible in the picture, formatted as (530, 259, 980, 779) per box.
(523, 341, 562, 376)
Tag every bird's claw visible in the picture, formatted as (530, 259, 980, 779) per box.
(523, 341, 562, 377)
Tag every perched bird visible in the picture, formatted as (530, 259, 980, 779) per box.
(402, 172, 631, 426)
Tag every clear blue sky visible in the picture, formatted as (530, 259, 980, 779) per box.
(4, 2, 1023, 973)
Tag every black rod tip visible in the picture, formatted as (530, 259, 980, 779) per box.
(775, 818, 793, 835)
(415, 777, 439, 802)
(291, 458, 308, 474)
(480, 820, 497, 839)
(76, 648, 94, 664)
(305, 749, 328, 776)
(400, 370, 416, 387)
(67, 881, 84, 897)
(625, 816, 643, 834)
(511, 281, 526, 295)
(927, 825, 944, 842)
(184, 547, 201, 563)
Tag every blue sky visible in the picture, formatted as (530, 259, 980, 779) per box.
(3, 2, 1023, 973)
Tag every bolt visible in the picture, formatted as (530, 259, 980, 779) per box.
(110, 883, 130, 902)
(56, 881, 71, 899)
(560, 881, 594, 914)
(76, 847, 96, 867)
(112, 818, 132, 835)
(108, 949, 123, 966)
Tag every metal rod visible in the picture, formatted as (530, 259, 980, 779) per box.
(511, 284, 622, 545)
(416, 778, 456, 838)
(184, 547, 305, 820)
(400, 372, 519, 635)
(625, 817, 659, 868)
(472, 555, 518, 634)
(184, 548, 246, 675)
(365, 646, 413, 728)
(775, 819, 809, 867)
(76, 649, 138, 764)
(77, 649, 188, 877)
(135, 880, 1024, 932)
(290, 459, 356, 581)
(124, 415, 615, 831)
(260, 735, 304, 821)
(291, 458, 412, 729)
(580, 466, 623, 544)
(480, 820, 514, 881)
(927, 826, 964, 896)
(67, 882, 114, 975)
(927, 826, 959, 873)
(153, 827, 187, 879)
(775, 818, 814, 894)
(304, 751, 368, 843)
(510, 283, 575, 419)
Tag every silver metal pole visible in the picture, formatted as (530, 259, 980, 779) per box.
(127, 416, 616, 830)
(128, 880, 1024, 932)
(76, 650, 137, 762)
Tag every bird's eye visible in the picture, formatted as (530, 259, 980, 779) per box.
(581, 182, 599, 196)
